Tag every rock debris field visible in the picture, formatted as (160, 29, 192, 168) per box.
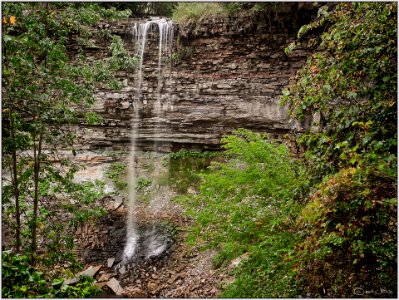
(73, 194, 236, 298)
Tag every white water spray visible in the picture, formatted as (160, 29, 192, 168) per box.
(123, 18, 173, 262)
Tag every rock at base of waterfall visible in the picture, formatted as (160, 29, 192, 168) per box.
(97, 272, 115, 282)
(118, 265, 127, 275)
(94, 281, 108, 289)
(210, 287, 220, 295)
(81, 265, 103, 277)
(106, 278, 124, 296)
(187, 187, 196, 194)
(112, 196, 123, 210)
(64, 265, 102, 285)
(107, 257, 115, 268)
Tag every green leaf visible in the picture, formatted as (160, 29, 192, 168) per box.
(3, 35, 13, 43)
(282, 89, 291, 96)
(52, 278, 64, 287)
(349, 157, 357, 165)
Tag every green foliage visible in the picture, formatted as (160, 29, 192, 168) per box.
(212, 241, 246, 269)
(280, 2, 397, 297)
(84, 112, 102, 125)
(172, 3, 229, 24)
(2, 251, 100, 298)
(99, 2, 176, 17)
(172, 2, 282, 25)
(294, 167, 397, 297)
(169, 149, 220, 160)
(105, 162, 128, 193)
(1, 0, 132, 283)
(2, 251, 49, 298)
(176, 129, 306, 288)
(136, 177, 151, 191)
(221, 233, 299, 298)
(49, 275, 100, 298)
(281, 2, 397, 180)
(168, 155, 218, 194)
(2, 158, 107, 266)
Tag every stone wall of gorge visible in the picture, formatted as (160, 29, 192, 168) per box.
(75, 3, 320, 152)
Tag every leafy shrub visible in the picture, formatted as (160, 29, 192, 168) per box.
(2, 251, 101, 298)
(136, 177, 151, 191)
(2, 251, 49, 298)
(282, 2, 397, 181)
(281, 3, 397, 297)
(221, 232, 299, 298)
(176, 129, 306, 280)
(293, 167, 397, 297)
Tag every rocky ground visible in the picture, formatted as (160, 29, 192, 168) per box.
(71, 151, 238, 298)
(74, 195, 238, 298)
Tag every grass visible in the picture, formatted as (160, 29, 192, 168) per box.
(172, 3, 272, 25)
(172, 3, 228, 24)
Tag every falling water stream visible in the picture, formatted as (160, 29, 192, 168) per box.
(122, 18, 173, 264)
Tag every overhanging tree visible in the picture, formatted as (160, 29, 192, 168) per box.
(2, 2, 134, 263)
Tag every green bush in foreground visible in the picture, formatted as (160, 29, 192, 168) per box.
(294, 166, 397, 297)
(221, 232, 299, 298)
(2, 251, 100, 298)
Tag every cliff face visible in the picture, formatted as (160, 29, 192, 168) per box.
(76, 3, 317, 152)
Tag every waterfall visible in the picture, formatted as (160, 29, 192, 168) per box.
(122, 18, 173, 263)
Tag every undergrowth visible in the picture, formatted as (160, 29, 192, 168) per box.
(176, 124, 396, 297)
(172, 3, 280, 25)
(175, 129, 307, 296)
(2, 251, 101, 298)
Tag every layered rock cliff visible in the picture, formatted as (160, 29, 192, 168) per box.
(76, 3, 318, 152)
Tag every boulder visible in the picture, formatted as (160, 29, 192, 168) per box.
(107, 257, 115, 268)
(106, 278, 124, 296)
(64, 265, 102, 285)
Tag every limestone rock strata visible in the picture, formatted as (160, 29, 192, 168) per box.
(77, 4, 318, 151)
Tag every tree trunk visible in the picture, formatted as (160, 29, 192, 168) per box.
(31, 128, 44, 263)
(31, 4, 49, 263)
(9, 110, 21, 253)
